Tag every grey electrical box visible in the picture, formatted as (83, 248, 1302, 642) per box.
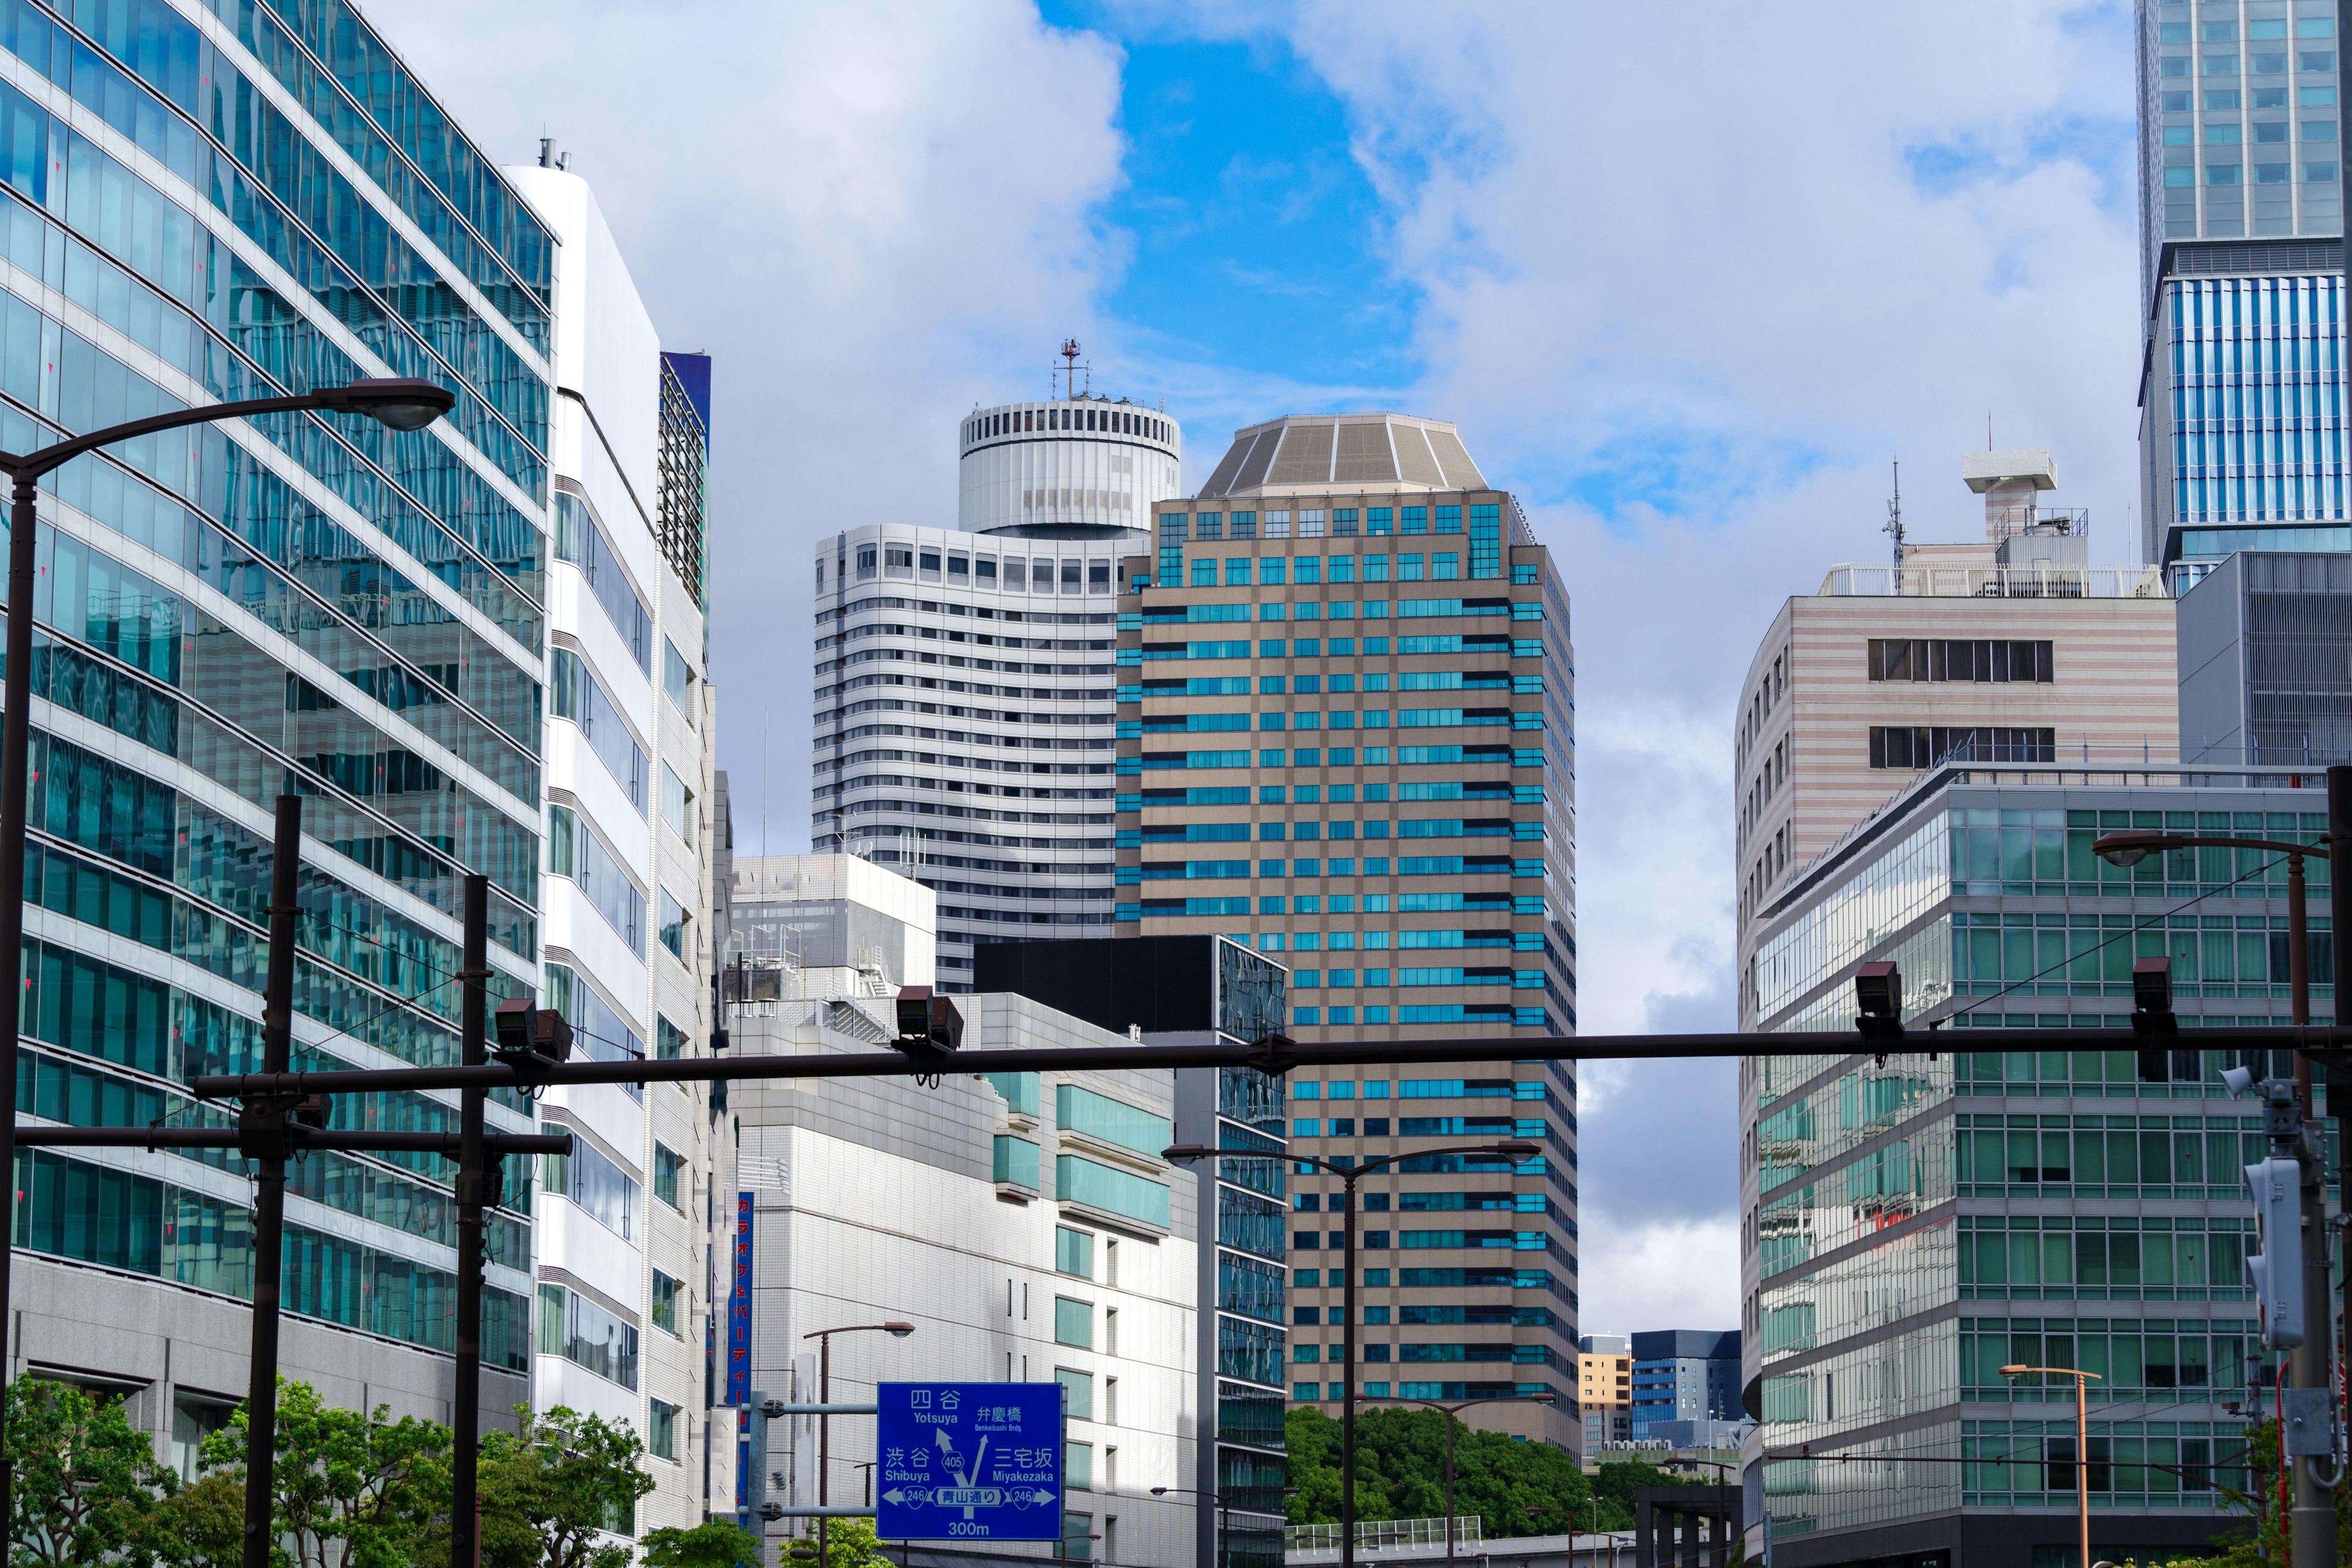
(2285, 1387, 2336, 1457)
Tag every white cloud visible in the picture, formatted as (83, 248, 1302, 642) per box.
(1235, 0, 2139, 1306)
(1575, 1213, 1743, 1338)
(385, 0, 2143, 1329)
(389, 0, 1133, 851)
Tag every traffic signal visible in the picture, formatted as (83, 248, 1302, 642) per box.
(2244, 1153, 2305, 1349)
(2130, 957, 2176, 1082)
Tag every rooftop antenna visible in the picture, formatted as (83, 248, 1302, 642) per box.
(1060, 339, 1080, 400)
(1884, 459, 1904, 567)
(1986, 412, 1992, 451)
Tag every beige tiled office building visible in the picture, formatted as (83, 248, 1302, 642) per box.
(1577, 1334, 1632, 1449)
(1733, 451, 2181, 1027)
(1115, 412, 1578, 1449)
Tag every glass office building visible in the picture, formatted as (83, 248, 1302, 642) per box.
(0, 0, 546, 1445)
(1117, 413, 1578, 1450)
(1741, 767, 2328, 1564)
(2135, 0, 2351, 585)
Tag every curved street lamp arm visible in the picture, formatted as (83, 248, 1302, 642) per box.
(2094, 831, 2329, 862)
(1294, 1141, 1539, 1180)
(0, 385, 445, 484)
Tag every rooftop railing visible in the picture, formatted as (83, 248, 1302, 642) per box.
(1757, 745, 2348, 927)
(1818, 562, 2168, 599)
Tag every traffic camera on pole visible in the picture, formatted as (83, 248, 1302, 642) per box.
(492, 998, 573, 1072)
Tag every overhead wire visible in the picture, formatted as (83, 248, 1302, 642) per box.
(1942, 848, 2305, 1027)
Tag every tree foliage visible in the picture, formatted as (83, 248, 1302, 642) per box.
(7, 1378, 178, 1568)
(642, 1519, 769, 1568)
(140, 1473, 244, 1568)
(1281, 1407, 1679, 1537)
(198, 1378, 451, 1568)
(4, 1376, 657, 1568)
(467, 1405, 656, 1568)
(805, 1517, 897, 1568)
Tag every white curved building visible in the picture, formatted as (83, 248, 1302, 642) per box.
(957, 397, 1182, 533)
(812, 393, 1183, 987)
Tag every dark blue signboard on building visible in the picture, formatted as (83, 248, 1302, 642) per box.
(875, 1382, 1061, 1541)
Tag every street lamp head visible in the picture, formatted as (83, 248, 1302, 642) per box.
(1528, 1392, 1557, 1403)
(1999, 1365, 2030, 1377)
(333, 377, 456, 432)
(1493, 1140, 1540, 1160)
(1151, 1487, 1170, 1496)
(1161, 1144, 1213, 1164)
(884, 1322, 916, 1338)
(2092, 830, 2177, 869)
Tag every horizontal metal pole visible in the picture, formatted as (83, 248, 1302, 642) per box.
(766, 1507, 876, 1519)
(183, 1024, 2352, 1101)
(761, 1402, 878, 1416)
(10, 1126, 571, 1155)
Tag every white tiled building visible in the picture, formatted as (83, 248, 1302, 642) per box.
(810, 392, 1183, 987)
(508, 152, 723, 1537)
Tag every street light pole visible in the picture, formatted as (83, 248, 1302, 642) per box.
(1150, 1484, 1232, 1568)
(0, 375, 453, 1564)
(1362, 1384, 1558, 1568)
(1166, 1140, 1540, 1568)
(2000, 1365, 2099, 1568)
(2095, 826, 2337, 1567)
(804, 1322, 916, 1568)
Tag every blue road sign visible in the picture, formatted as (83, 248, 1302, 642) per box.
(875, 1382, 1062, 1541)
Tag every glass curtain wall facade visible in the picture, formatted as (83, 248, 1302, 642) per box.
(1177, 1054, 1289, 1568)
(1741, 775, 2329, 1564)
(1118, 429, 1578, 1449)
(2135, 0, 2351, 583)
(2, 0, 546, 1421)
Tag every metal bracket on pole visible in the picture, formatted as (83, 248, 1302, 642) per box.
(764, 1508, 878, 1519)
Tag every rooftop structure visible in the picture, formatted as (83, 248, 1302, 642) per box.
(959, 395, 1182, 535)
(1734, 451, 2180, 981)
(1194, 414, 1486, 500)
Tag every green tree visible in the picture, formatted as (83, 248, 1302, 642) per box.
(140, 1473, 244, 1568)
(198, 1378, 451, 1568)
(7, 1377, 176, 1568)
(642, 1520, 767, 1568)
(1280, 1407, 1681, 1539)
(1283, 1407, 1394, 1527)
(466, 1405, 655, 1568)
(805, 1518, 894, 1568)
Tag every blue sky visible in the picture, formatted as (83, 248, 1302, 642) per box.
(401, 0, 2148, 1332)
(1038, 4, 1428, 402)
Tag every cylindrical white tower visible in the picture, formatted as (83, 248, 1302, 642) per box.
(958, 396, 1183, 535)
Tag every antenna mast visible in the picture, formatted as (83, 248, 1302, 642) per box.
(1884, 459, 1905, 567)
(1060, 339, 1080, 401)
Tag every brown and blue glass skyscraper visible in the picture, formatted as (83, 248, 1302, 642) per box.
(1115, 413, 1581, 1448)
